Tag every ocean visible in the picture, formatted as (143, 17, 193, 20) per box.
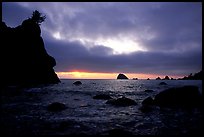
(1, 79, 202, 136)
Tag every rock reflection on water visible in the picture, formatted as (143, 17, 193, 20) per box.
(1, 80, 202, 135)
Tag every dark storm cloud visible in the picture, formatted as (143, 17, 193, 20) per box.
(137, 2, 202, 52)
(2, 2, 202, 76)
(43, 35, 201, 76)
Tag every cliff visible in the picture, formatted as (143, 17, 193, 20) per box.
(1, 19, 60, 86)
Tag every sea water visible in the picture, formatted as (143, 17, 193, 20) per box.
(1, 79, 202, 135)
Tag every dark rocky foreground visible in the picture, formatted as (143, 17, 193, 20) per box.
(1, 82, 203, 136)
(1, 16, 60, 87)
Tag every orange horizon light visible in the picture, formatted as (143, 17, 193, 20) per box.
(56, 71, 181, 79)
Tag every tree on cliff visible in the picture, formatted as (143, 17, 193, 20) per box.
(31, 10, 46, 25)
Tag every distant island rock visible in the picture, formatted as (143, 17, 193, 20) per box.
(163, 76, 170, 80)
(156, 77, 161, 80)
(1, 11, 60, 86)
(117, 73, 128, 79)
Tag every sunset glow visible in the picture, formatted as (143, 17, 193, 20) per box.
(56, 71, 180, 79)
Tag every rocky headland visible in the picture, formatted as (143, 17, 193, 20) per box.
(1, 11, 60, 87)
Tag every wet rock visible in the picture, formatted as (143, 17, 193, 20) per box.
(106, 96, 137, 106)
(154, 86, 201, 108)
(142, 97, 154, 105)
(144, 89, 154, 92)
(47, 102, 67, 112)
(159, 82, 167, 85)
(139, 105, 153, 113)
(147, 78, 150, 80)
(73, 81, 82, 85)
(117, 73, 128, 79)
(93, 94, 113, 100)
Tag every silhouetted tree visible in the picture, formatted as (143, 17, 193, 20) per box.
(31, 10, 46, 25)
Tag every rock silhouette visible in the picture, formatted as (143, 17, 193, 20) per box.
(138, 105, 153, 113)
(156, 77, 161, 80)
(144, 89, 154, 92)
(117, 73, 128, 79)
(93, 94, 113, 100)
(106, 96, 137, 106)
(73, 81, 82, 85)
(142, 97, 154, 105)
(154, 86, 201, 108)
(1, 11, 60, 86)
(159, 82, 167, 85)
(142, 86, 202, 108)
(47, 102, 67, 112)
(178, 70, 203, 80)
(163, 76, 170, 80)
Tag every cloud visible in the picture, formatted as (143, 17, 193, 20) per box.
(43, 35, 201, 76)
(2, 2, 202, 76)
(2, 2, 32, 27)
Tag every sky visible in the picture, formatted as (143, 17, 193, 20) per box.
(2, 2, 202, 79)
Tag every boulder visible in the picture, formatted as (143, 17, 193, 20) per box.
(117, 74, 128, 79)
(93, 94, 113, 100)
(47, 102, 67, 112)
(159, 82, 167, 85)
(106, 96, 137, 106)
(73, 81, 82, 85)
(139, 105, 153, 113)
(144, 89, 154, 92)
(142, 97, 154, 105)
(147, 78, 150, 80)
(154, 86, 202, 108)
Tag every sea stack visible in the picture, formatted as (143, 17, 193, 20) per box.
(117, 73, 128, 79)
(1, 11, 60, 86)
